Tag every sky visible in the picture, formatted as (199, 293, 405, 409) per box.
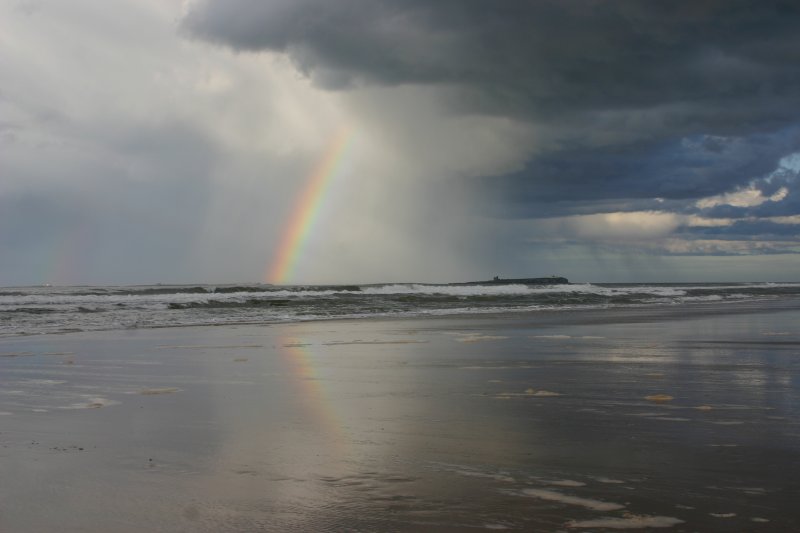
(2, 0, 799, 285)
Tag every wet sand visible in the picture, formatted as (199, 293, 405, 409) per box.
(1, 301, 799, 531)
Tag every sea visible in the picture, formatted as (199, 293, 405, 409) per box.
(3, 281, 800, 337)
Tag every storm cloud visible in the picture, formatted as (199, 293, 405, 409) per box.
(2, 0, 799, 285)
(182, 0, 800, 133)
(181, 0, 800, 263)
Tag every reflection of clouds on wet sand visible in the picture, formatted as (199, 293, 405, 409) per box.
(430, 462, 516, 483)
(593, 477, 625, 484)
(2, 378, 118, 412)
(0, 306, 797, 530)
(62, 396, 119, 409)
(323, 339, 428, 345)
(138, 387, 182, 396)
(278, 336, 351, 462)
(567, 514, 684, 529)
(543, 479, 586, 487)
(529, 335, 606, 340)
(0, 354, 192, 414)
(521, 488, 625, 511)
(156, 344, 263, 349)
(495, 388, 563, 399)
(645, 394, 674, 403)
(286, 339, 428, 347)
(429, 460, 694, 529)
(441, 331, 509, 343)
(460, 364, 539, 369)
(455, 334, 508, 343)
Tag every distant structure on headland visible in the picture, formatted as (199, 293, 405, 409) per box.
(454, 275, 569, 286)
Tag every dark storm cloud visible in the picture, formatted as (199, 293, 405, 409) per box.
(484, 128, 800, 217)
(687, 220, 800, 238)
(183, 0, 800, 242)
(183, 0, 800, 128)
(695, 162, 799, 219)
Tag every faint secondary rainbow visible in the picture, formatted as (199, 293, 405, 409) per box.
(266, 128, 354, 284)
(45, 218, 94, 285)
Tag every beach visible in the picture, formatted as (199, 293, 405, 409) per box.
(1, 300, 799, 531)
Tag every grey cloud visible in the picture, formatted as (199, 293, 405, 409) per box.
(183, 1, 800, 130)
(701, 193, 798, 220)
(5, 0, 800, 285)
(482, 128, 800, 218)
(0, 168, 213, 285)
(0, 115, 221, 284)
(698, 166, 799, 219)
(685, 220, 800, 238)
(183, 0, 800, 226)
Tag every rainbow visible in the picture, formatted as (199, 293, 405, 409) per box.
(266, 129, 353, 284)
(280, 336, 348, 458)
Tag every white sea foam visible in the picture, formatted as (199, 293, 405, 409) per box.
(520, 488, 625, 511)
(364, 282, 692, 298)
(594, 477, 625, 484)
(19, 379, 67, 386)
(545, 479, 586, 487)
(2, 281, 799, 336)
(61, 396, 119, 409)
(454, 334, 508, 343)
(567, 515, 684, 529)
(0, 281, 750, 305)
(362, 283, 542, 296)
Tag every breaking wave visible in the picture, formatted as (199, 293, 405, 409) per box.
(1, 281, 799, 336)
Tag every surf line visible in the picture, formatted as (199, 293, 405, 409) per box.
(266, 128, 354, 284)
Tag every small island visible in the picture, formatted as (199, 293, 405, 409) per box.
(454, 275, 569, 286)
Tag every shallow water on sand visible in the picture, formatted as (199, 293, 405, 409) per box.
(1, 303, 799, 531)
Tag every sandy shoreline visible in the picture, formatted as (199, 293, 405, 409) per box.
(2, 300, 799, 531)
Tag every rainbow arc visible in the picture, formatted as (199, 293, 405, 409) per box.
(266, 129, 353, 284)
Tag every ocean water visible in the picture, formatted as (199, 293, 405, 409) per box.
(2, 281, 800, 336)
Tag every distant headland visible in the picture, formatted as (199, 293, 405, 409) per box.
(453, 276, 569, 286)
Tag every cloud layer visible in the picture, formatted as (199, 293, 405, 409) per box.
(1, 0, 798, 285)
(182, 0, 800, 263)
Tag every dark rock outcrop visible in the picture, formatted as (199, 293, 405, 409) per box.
(455, 276, 569, 286)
